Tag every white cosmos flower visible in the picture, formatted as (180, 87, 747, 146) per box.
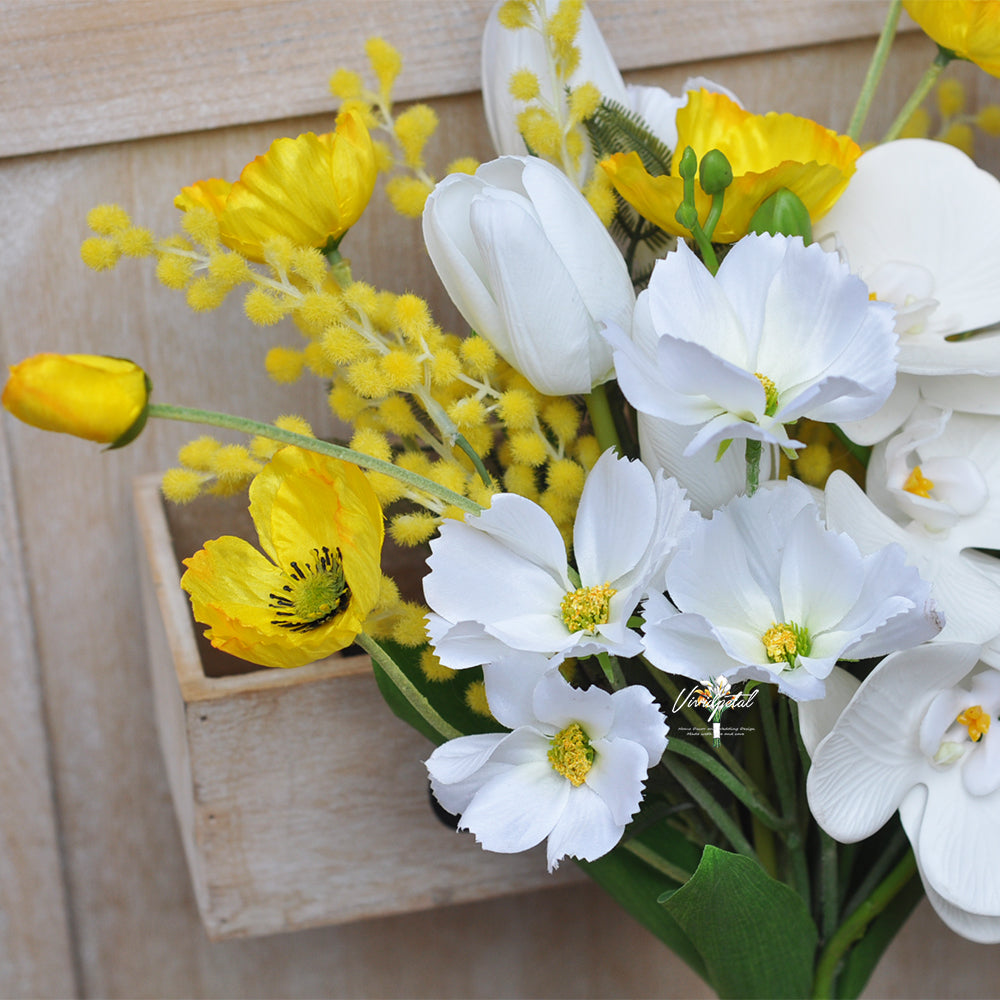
(426, 663, 669, 871)
(825, 470, 1000, 649)
(422, 156, 634, 395)
(641, 479, 941, 701)
(604, 233, 898, 458)
(806, 642, 1000, 943)
(424, 449, 696, 669)
(866, 404, 1000, 548)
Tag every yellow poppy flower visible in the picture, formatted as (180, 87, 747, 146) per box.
(904, 1, 1000, 76)
(2, 353, 150, 446)
(175, 109, 377, 261)
(601, 90, 860, 243)
(181, 446, 385, 668)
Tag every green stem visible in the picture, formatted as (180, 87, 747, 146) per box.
(811, 849, 918, 999)
(148, 403, 484, 515)
(742, 708, 779, 879)
(356, 633, 462, 742)
(847, 0, 903, 141)
(882, 48, 955, 142)
(621, 838, 692, 884)
(819, 829, 840, 943)
(745, 438, 762, 496)
(596, 651, 626, 691)
(584, 382, 622, 454)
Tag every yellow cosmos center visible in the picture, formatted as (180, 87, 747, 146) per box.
(548, 723, 595, 787)
(957, 704, 991, 742)
(903, 465, 935, 499)
(755, 373, 780, 417)
(270, 546, 349, 632)
(762, 621, 810, 666)
(561, 582, 617, 633)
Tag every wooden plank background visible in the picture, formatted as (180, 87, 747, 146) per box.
(2, 1, 1000, 996)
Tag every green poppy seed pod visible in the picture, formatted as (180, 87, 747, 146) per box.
(748, 188, 813, 243)
(677, 145, 699, 180)
(699, 149, 733, 195)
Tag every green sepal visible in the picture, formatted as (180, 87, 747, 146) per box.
(748, 188, 813, 243)
(659, 845, 819, 999)
(106, 372, 152, 451)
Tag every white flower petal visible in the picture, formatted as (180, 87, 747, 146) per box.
(587, 737, 649, 825)
(544, 782, 624, 870)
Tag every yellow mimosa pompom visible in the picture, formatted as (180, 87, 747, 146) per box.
(155, 253, 195, 290)
(328, 381, 371, 422)
(394, 293, 433, 341)
(274, 414, 314, 438)
(498, 0, 533, 29)
(380, 349, 423, 390)
(250, 436, 280, 460)
(497, 389, 537, 430)
(446, 156, 480, 176)
(378, 396, 422, 436)
(900, 106, 932, 139)
(510, 430, 549, 466)
(244, 287, 287, 326)
(509, 69, 541, 102)
(584, 172, 617, 227)
(547, 0, 585, 46)
(795, 442, 834, 488)
(941, 122, 975, 157)
(261, 236, 295, 275)
(347, 357, 391, 399)
(517, 107, 563, 159)
(210, 443, 262, 482)
(116, 226, 156, 257)
(429, 349, 462, 386)
(178, 436, 221, 470)
(937, 77, 966, 118)
(504, 463, 540, 501)
(366, 470, 408, 505)
(351, 426, 393, 462)
(542, 397, 581, 444)
(464, 680, 493, 718)
(977, 104, 1000, 136)
(207, 251, 252, 287)
(373, 139, 395, 174)
(289, 247, 329, 290)
(386, 176, 434, 218)
(186, 277, 228, 312)
(568, 82, 601, 124)
(440, 504, 469, 522)
(459, 336, 497, 377)
(460, 425, 494, 459)
(330, 67, 364, 100)
(539, 488, 575, 530)
(161, 467, 207, 504)
(448, 396, 487, 429)
(392, 601, 432, 646)
(322, 324, 371, 365)
(419, 648, 456, 683)
(295, 291, 344, 336)
(342, 280, 378, 316)
(396, 449, 436, 480)
(546, 458, 585, 499)
(179, 206, 221, 247)
(394, 104, 439, 170)
(573, 434, 601, 471)
(467, 477, 499, 509)
(87, 203, 132, 235)
(80, 237, 121, 271)
(264, 346, 306, 384)
(390, 511, 440, 547)
(366, 37, 403, 100)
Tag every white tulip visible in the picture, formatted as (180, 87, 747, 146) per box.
(422, 155, 635, 395)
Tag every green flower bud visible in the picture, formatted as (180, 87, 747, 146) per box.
(699, 149, 733, 195)
(748, 188, 813, 243)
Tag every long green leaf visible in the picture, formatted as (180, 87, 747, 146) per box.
(660, 845, 818, 999)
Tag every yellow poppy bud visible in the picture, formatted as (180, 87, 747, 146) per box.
(175, 110, 377, 262)
(2, 353, 150, 447)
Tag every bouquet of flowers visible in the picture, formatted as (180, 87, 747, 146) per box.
(5, 1, 1000, 996)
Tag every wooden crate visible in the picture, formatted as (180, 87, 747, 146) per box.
(132, 474, 580, 940)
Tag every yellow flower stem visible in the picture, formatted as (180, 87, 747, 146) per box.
(355, 632, 462, 742)
(882, 47, 955, 142)
(584, 381, 622, 454)
(147, 403, 484, 515)
(847, 0, 903, 141)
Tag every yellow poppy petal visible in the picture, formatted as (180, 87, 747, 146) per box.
(174, 177, 232, 217)
(904, 1, 1000, 77)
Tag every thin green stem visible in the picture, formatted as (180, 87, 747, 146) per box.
(148, 403, 484, 515)
(742, 709, 779, 879)
(596, 651, 626, 691)
(585, 382, 622, 454)
(356, 633, 462, 742)
(819, 829, 840, 943)
(621, 838, 693, 884)
(811, 849, 918, 1000)
(847, 0, 903, 141)
(745, 438, 762, 496)
(882, 48, 955, 142)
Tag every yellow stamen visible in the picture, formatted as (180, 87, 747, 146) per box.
(561, 582, 616, 633)
(548, 722, 594, 786)
(903, 465, 935, 499)
(755, 372, 779, 417)
(761, 621, 810, 666)
(957, 705, 991, 742)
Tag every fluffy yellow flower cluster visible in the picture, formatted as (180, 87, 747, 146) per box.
(899, 74, 1000, 158)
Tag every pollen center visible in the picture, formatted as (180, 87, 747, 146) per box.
(762, 621, 810, 666)
(957, 704, 991, 742)
(548, 722, 595, 786)
(755, 372, 780, 417)
(903, 465, 935, 498)
(270, 547, 350, 631)
(561, 582, 617, 633)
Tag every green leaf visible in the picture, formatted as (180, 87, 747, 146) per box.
(366, 638, 504, 746)
(578, 825, 708, 983)
(585, 97, 673, 176)
(660, 845, 818, 999)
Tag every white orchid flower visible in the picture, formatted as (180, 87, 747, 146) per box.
(807, 642, 1000, 943)
(422, 156, 634, 395)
